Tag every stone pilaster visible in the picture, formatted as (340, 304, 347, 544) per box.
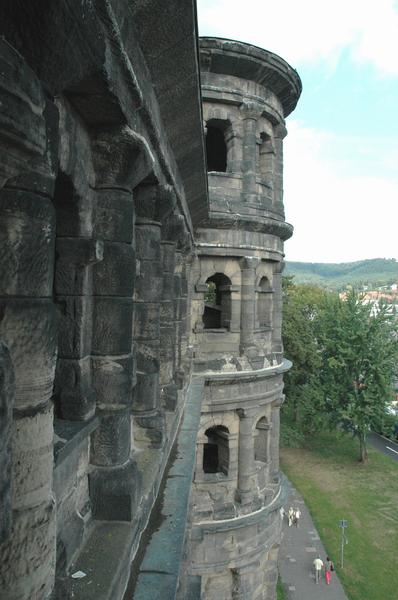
(0, 343, 14, 543)
(239, 256, 260, 356)
(160, 240, 178, 410)
(54, 236, 103, 420)
(88, 126, 153, 520)
(236, 409, 255, 505)
(133, 217, 165, 447)
(271, 261, 285, 362)
(0, 43, 58, 598)
(232, 563, 259, 600)
(273, 124, 287, 208)
(270, 399, 283, 481)
(240, 102, 260, 204)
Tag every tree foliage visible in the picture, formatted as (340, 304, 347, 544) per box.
(282, 281, 398, 462)
(282, 278, 327, 434)
(316, 289, 398, 462)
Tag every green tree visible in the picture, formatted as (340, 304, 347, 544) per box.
(316, 289, 398, 462)
(282, 278, 327, 433)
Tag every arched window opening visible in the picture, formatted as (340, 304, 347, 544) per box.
(257, 276, 273, 328)
(206, 124, 227, 172)
(254, 417, 269, 463)
(203, 273, 231, 330)
(203, 426, 229, 474)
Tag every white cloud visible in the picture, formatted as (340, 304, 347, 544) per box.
(283, 121, 398, 262)
(198, 0, 398, 75)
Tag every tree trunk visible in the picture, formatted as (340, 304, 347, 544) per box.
(358, 431, 368, 463)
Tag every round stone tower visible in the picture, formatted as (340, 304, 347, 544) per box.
(188, 38, 301, 599)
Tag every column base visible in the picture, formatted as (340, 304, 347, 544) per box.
(161, 382, 178, 411)
(133, 410, 166, 448)
(89, 460, 141, 521)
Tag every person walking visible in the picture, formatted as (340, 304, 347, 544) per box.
(294, 507, 301, 527)
(280, 506, 285, 522)
(324, 556, 334, 585)
(313, 555, 324, 584)
(288, 507, 294, 527)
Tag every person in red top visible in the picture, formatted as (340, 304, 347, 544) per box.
(324, 556, 334, 584)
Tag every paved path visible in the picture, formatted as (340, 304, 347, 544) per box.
(278, 480, 349, 600)
(368, 431, 398, 462)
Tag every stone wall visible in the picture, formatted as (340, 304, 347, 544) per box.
(0, 9, 301, 600)
(0, 2, 207, 599)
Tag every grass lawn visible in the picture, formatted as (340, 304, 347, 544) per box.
(281, 430, 398, 600)
(276, 576, 285, 600)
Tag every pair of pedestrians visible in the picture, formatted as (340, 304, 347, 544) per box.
(287, 506, 301, 527)
(313, 555, 334, 585)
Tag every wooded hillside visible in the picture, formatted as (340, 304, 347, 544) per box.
(285, 258, 398, 290)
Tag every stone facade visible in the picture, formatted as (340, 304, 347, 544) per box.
(188, 38, 301, 600)
(0, 5, 300, 600)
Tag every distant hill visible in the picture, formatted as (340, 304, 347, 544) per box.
(284, 258, 398, 290)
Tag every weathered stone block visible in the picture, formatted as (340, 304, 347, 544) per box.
(160, 242, 176, 273)
(0, 499, 56, 600)
(11, 404, 54, 511)
(90, 408, 131, 467)
(0, 299, 57, 410)
(135, 221, 161, 261)
(0, 39, 46, 187)
(134, 302, 160, 341)
(56, 296, 92, 359)
(92, 241, 135, 296)
(93, 189, 134, 243)
(0, 191, 55, 297)
(91, 354, 134, 408)
(160, 300, 174, 323)
(89, 461, 141, 521)
(133, 371, 159, 413)
(0, 343, 14, 543)
(134, 261, 163, 302)
(54, 238, 103, 295)
(92, 297, 133, 355)
(54, 357, 95, 421)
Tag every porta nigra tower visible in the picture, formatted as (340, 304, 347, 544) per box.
(188, 38, 302, 600)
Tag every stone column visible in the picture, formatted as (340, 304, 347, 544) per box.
(239, 256, 259, 356)
(273, 124, 287, 209)
(0, 158, 58, 600)
(179, 255, 191, 371)
(133, 217, 165, 447)
(240, 102, 259, 204)
(270, 399, 283, 481)
(88, 126, 153, 520)
(160, 240, 178, 410)
(0, 43, 58, 599)
(232, 563, 258, 600)
(54, 236, 103, 420)
(271, 261, 284, 363)
(236, 409, 255, 505)
(0, 343, 14, 543)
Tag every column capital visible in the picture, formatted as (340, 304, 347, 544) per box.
(239, 256, 260, 271)
(92, 125, 154, 191)
(240, 100, 262, 120)
(236, 407, 257, 420)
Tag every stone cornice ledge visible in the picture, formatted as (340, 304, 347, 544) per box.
(200, 37, 302, 117)
(199, 358, 292, 382)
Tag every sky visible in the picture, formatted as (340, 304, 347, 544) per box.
(197, 0, 398, 263)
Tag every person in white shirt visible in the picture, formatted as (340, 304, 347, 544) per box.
(294, 507, 301, 527)
(313, 555, 324, 584)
